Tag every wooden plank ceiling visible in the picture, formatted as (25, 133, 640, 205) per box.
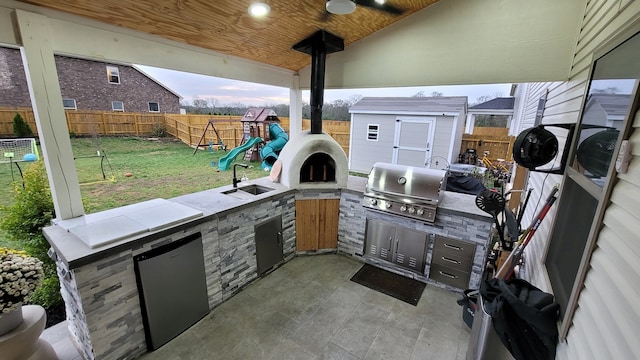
(17, 0, 438, 71)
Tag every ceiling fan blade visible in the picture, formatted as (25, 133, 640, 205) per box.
(356, 0, 404, 15)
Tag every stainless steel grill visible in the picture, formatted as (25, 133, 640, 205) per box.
(363, 162, 447, 222)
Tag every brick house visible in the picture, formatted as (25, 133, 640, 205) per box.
(0, 46, 181, 113)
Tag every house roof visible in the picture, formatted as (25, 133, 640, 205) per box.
(349, 96, 467, 114)
(586, 93, 632, 118)
(132, 65, 182, 100)
(469, 97, 515, 110)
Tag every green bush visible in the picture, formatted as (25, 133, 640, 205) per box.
(152, 123, 167, 137)
(0, 161, 62, 310)
(13, 113, 34, 138)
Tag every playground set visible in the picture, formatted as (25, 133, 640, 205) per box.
(196, 108, 289, 171)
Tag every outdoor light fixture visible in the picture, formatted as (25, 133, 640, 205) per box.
(326, 0, 356, 15)
(248, 2, 270, 17)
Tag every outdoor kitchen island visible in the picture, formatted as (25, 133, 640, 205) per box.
(43, 175, 493, 360)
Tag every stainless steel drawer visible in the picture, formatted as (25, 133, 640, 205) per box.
(433, 235, 475, 260)
(429, 263, 471, 289)
(430, 251, 472, 272)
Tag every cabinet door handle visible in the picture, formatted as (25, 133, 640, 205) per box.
(439, 271, 458, 279)
(444, 243, 462, 251)
(442, 256, 461, 265)
(277, 232, 282, 245)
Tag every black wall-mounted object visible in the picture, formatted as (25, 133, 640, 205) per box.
(513, 124, 618, 175)
(513, 124, 575, 174)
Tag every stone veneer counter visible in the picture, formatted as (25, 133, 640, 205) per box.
(42, 175, 491, 360)
(44, 177, 294, 269)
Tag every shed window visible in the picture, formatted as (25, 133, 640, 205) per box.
(148, 102, 160, 112)
(112, 101, 124, 112)
(62, 99, 77, 110)
(367, 124, 379, 141)
(106, 66, 120, 84)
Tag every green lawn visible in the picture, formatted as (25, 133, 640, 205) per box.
(0, 136, 271, 248)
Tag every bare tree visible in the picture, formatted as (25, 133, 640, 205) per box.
(412, 91, 426, 97)
(348, 94, 363, 106)
(592, 87, 620, 94)
(192, 96, 208, 114)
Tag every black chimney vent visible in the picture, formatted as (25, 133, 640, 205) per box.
(293, 30, 344, 134)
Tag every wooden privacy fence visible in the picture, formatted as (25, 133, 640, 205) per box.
(460, 134, 516, 162)
(1, 107, 510, 161)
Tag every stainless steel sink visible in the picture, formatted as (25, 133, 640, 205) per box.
(237, 184, 274, 195)
(221, 184, 275, 198)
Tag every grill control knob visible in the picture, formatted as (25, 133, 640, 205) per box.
(408, 207, 416, 214)
(416, 208, 425, 216)
(369, 198, 378, 206)
(400, 205, 407, 212)
(385, 202, 392, 209)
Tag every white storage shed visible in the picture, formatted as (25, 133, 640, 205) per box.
(348, 97, 467, 174)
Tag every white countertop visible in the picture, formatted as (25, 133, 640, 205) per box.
(53, 198, 203, 249)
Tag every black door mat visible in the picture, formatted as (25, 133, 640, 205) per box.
(350, 264, 426, 306)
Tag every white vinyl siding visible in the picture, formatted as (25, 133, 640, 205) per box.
(518, 1, 640, 359)
(349, 114, 397, 173)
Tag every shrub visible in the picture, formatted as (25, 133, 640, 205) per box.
(0, 161, 62, 310)
(152, 123, 167, 137)
(13, 113, 34, 138)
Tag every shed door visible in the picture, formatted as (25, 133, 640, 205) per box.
(392, 117, 435, 167)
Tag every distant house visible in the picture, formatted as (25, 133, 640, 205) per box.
(0, 46, 181, 113)
(348, 97, 467, 173)
(465, 97, 515, 134)
(582, 93, 631, 128)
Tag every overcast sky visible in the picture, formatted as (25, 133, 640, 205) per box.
(136, 65, 512, 106)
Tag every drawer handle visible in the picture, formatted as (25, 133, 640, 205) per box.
(442, 256, 461, 265)
(439, 271, 458, 279)
(444, 243, 462, 251)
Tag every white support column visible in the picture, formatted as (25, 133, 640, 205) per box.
(15, 9, 84, 220)
(288, 75, 303, 140)
(464, 113, 475, 134)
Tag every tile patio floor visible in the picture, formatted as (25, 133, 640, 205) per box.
(44, 254, 471, 359)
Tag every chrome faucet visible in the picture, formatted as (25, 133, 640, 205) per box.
(233, 163, 248, 187)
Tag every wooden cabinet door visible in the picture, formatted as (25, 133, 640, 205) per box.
(318, 199, 340, 249)
(295, 200, 317, 251)
(295, 199, 340, 251)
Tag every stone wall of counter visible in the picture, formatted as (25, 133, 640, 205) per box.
(218, 194, 295, 299)
(52, 192, 295, 360)
(338, 192, 367, 260)
(55, 223, 216, 360)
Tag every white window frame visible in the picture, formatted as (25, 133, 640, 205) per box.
(62, 98, 77, 110)
(106, 66, 120, 84)
(148, 102, 160, 112)
(112, 101, 124, 112)
(366, 124, 379, 141)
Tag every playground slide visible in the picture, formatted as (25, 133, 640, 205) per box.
(260, 123, 289, 171)
(217, 137, 263, 171)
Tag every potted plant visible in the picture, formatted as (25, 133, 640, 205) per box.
(0, 248, 44, 335)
